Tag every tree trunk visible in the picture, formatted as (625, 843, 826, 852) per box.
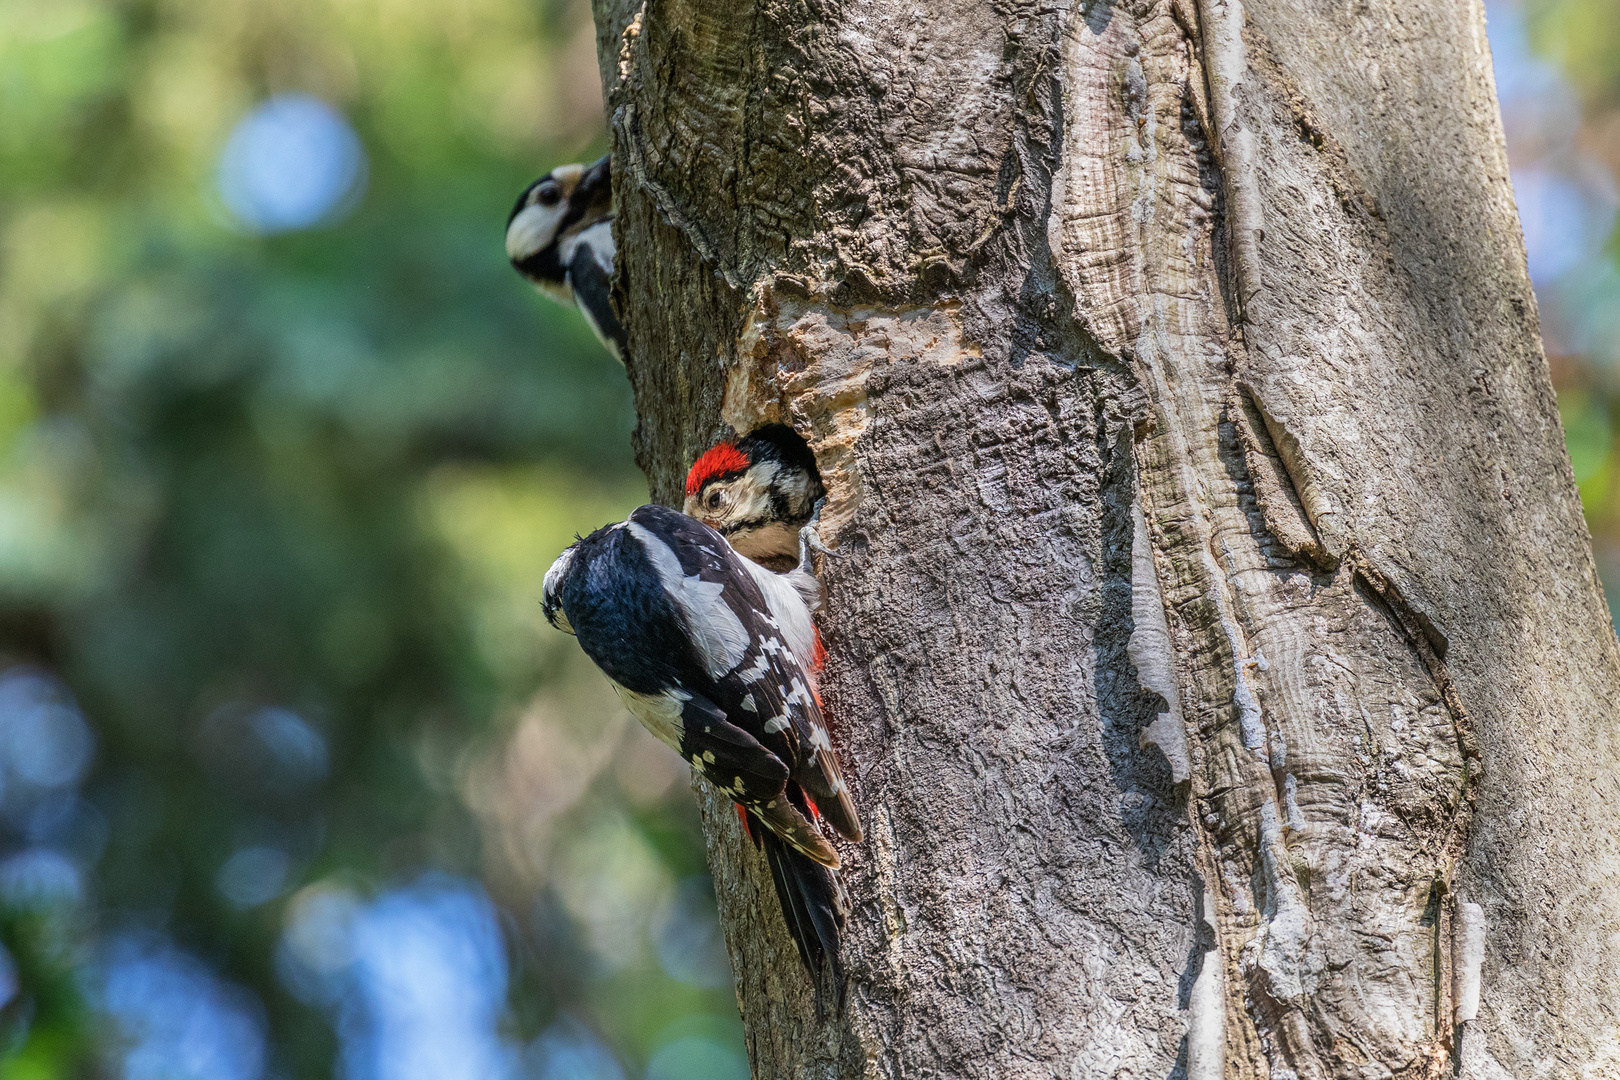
(589, 0, 1620, 1075)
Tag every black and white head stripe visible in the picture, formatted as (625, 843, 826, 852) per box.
(505, 155, 611, 271)
(505, 155, 625, 362)
(682, 425, 827, 568)
(541, 505, 861, 861)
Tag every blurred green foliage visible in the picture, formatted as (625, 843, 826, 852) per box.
(1528, 0, 1620, 108)
(0, 0, 743, 1076)
(1515, 0, 1620, 555)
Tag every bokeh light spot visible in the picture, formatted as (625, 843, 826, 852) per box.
(527, 1017, 625, 1080)
(0, 669, 93, 792)
(344, 879, 518, 1080)
(0, 849, 83, 909)
(98, 936, 267, 1080)
(197, 704, 329, 798)
(644, 1036, 748, 1080)
(217, 94, 368, 233)
(1511, 164, 1618, 286)
(650, 876, 732, 989)
(217, 846, 292, 909)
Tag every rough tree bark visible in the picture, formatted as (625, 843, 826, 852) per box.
(588, 0, 1620, 1076)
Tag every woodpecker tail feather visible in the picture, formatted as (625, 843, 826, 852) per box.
(808, 777, 864, 845)
(758, 825, 847, 1017)
(754, 796, 840, 867)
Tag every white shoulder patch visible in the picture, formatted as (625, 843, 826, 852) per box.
(575, 219, 616, 275)
(627, 521, 750, 679)
(740, 557, 817, 670)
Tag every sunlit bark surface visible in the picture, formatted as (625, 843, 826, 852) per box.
(590, 0, 1620, 1075)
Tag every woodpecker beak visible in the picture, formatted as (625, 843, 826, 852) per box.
(576, 154, 611, 202)
(542, 546, 579, 634)
(543, 601, 575, 636)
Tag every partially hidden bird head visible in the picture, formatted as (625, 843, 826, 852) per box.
(541, 542, 579, 635)
(505, 154, 612, 296)
(684, 425, 826, 570)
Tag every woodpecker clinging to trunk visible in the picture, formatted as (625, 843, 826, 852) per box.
(684, 424, 828, 572)
(505, 154, 627, 362)
(543, 503, 860, 1007)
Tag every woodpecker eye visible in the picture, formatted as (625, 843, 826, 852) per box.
(706, 490, 726, 511)
(536, 183, 561, 207)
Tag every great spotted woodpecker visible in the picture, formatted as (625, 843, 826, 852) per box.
(684, 425, 827, 572)
(543, 504, 860, 1005)
(505, 155, 627, 362)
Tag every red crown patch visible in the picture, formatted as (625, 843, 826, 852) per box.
(685, 442, 750, 497)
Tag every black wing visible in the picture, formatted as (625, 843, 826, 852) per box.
(628, 506, 854, 860)
(567, 229, 626, 361)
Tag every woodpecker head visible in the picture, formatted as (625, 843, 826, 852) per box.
(684, 425, 826, 570)
(541, 544, 578, 635)
(505, 155, 612, 301)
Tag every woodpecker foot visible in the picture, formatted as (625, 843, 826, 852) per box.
(798, 499, 837, 572)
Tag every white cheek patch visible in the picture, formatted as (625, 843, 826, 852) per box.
(736, 465, 779, 522)
(506, 203, 568, 261)
(627, 522, 750, 678)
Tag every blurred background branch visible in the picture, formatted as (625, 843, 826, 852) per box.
(0, 0, 1613, 1076)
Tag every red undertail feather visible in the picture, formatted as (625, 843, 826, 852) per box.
(735, 802, 753, 840)
(685, 442, 750, 497)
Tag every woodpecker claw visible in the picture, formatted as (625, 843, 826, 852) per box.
(798, 499, 838, 572)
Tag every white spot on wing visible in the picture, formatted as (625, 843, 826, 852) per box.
(739, 693, 757, 713)
(627, 521, 750, 679)
(763, 715, 790, 734)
